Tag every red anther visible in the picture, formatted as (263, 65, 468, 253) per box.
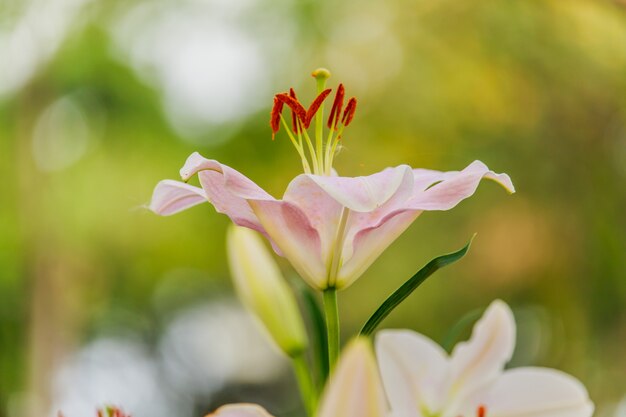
(270, 95, 284, 139)
(304, 88, 332, 128)
(327, 83, 345, 130)
(289, 88, 299, 133)
(477, 405, 487, 417)
(341, 97, 357, 126)
(276, 93, 308, 127)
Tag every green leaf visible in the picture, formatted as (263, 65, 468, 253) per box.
(360, 235, 476, 337)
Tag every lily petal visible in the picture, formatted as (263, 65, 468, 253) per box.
(338, 210, 420, 288)
(181, 153, 327, 284)
(249, 199, 326, 288)
(180, 152, 274, 200)
(376, 330, 449, 417)
(475, 368, 594, 417)
(305, 165, 415, 212)
(318, 338, 387, 417)
(149, 180, 207, 215)
(408, 161, 515, 211)
(149, 153, 273, 236)
(182, 153, 273, 227)
(447, 300, 516, 401)
(283, 175, 345, 269)
(338, 161, 513, 287)
(151, 154, 515, 291)
(205, 404, 275, 417)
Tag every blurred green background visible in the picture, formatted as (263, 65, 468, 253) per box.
(1, 0, 626, 416)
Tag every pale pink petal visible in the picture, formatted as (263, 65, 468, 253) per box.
(180, 152, 274, 200)
(470, 368, 594, 417)
(337, 161, 513, 286)
(153, 153, 326, 277)
(149, 180, 206, 215)
(281, 167, 416, 288)
(206, 403, 275, 417)
(337, 210, 420, 288)
(447, 300, 516, 401)
(305, 165, 415, 212)
(407, 161, 515, 211)
(376, 330, 449, 417)
(318, 338, 387, 417)
(176, 153, 286, 253)
(248, 199, 326, 289)
(283, 175, 344, 269)
(412, 168, 458, 190)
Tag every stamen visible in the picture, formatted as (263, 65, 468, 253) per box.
(289, 88, 299, 133)
(477, 405, 487, 417)
(276, 93, 307, 126)
(341, 97, 357, 126)
(327, 83, 345, 130)
(270, 96, 284, 139)
(304, 88, 332, 129)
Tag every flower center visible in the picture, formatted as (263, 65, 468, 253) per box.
(270, 68, 357, 175)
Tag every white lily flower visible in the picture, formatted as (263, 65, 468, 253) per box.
(376, 300, 594, 417)
(205, 338, 387, 417)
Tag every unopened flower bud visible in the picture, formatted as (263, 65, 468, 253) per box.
(227, 225, 308, 356)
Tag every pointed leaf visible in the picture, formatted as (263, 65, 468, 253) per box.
(360, 235, 475, 336)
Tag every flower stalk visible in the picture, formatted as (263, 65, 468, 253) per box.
(292, 353, 317, 416)
(323, 287, 340, 371)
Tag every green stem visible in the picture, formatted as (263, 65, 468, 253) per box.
(292, 353, 316, 416)
(323, 288, 340, 371)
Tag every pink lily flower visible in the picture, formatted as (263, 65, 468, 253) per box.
(150, 71, 515, 290)
(150, 155, 513, 290)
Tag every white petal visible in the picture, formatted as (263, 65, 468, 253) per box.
(318, 338, 387, 417)
(376, 330, 449, 417)
(206, 403, 275, 417)
(447, 300, 516, 400)
(477, 368, 594, 417)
